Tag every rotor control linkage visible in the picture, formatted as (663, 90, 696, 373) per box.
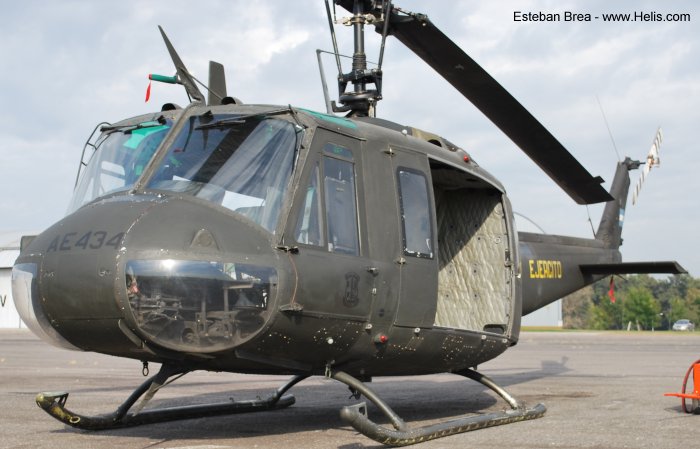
(331, 369, 546, 447)
(35, 364, 308, 430)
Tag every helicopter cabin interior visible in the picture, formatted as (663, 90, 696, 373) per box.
(428, 159, 512, 335)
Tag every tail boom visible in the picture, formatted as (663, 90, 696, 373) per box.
(519, 234, 686, 316)
(519, 232, 620, 315)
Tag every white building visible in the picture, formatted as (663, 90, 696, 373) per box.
(514, 217, 563, 328)
(0, 231, 35, 328)
(521, 298, 563, 328)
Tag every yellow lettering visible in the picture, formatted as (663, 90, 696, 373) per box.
(527, 259, 563, 279)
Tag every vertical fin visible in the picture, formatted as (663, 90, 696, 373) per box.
(595, 157, 640, 249)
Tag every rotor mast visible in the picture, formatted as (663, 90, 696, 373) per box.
(329, 0, 388, 117)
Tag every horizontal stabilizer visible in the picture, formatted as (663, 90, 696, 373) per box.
(580, 261, 686, 275)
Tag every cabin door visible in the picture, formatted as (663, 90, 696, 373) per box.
(284, 129, 373, 319)
(390, 148, 438, 328)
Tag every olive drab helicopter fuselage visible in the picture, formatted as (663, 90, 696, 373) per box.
(17, 104, 533, 372)
(12, 1, 685, 445)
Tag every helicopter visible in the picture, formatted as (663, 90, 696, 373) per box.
(11, 0, 686, 446)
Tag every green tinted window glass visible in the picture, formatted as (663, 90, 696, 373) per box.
(323, 143, 353, 160)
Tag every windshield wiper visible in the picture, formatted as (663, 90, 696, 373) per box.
(195, 108, 290, 130)
(101, 115, 167, 134)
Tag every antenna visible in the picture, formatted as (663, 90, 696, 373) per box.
(316, 50, 335, 114)
(158, 26, 205, 104)
(513, 212, 547, 234)
(596, 96, 621, 162)
(207, 61, 227, 106)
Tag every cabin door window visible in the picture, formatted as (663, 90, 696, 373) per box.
(397, 169, 434, 259)
(323, 154, 359, 255)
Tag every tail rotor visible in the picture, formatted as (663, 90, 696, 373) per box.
(632, 127, 663, 205)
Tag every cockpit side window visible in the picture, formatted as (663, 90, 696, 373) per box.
(68, 121, 171, 213)
(295, 163, 323, 246)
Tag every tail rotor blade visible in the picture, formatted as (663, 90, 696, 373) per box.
(632, 128, 663, 205)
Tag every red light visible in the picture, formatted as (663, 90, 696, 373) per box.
(463, 155, 470, 163)
(373, 333, 389, 344)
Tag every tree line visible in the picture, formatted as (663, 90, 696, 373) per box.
(562, 274, 700, 330)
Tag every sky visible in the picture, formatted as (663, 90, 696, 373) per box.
(0, 0, 698, 275)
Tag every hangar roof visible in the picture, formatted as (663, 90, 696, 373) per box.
(0, 231, 38, 269)
(0, 250, 19, 269)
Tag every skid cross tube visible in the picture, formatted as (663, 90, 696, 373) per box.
(35, 364, 308, 430)
(331, 369, 546, 447)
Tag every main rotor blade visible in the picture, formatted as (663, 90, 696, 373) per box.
(386, 13, 612, 204)
(158, 26, 206, 103)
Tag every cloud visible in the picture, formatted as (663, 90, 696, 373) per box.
(0, 0, 698, 275)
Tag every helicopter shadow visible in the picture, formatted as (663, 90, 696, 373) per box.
(494, 356, 572, 387)
(663, 404, 700, 415)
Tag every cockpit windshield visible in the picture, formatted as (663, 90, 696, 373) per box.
(146, 113, 301, 234)
(68, 120, 171, 213)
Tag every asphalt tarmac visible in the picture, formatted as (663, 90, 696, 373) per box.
(1, 329, 698, 449)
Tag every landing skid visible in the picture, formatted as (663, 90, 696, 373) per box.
(331, 368, 546, 446)
(35, 364, 307, 430)
(35, 365, 544, 445)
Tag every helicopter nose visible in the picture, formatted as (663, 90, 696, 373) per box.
(13, 194, 284, 354)
(13, 196, 157, 351)
(12, 262, 79, 350)
(117, 197, 282, 353)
